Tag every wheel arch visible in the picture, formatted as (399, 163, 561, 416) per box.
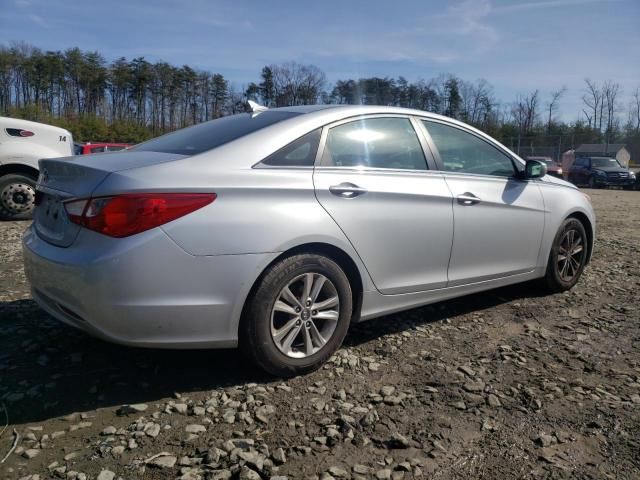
(567, 211, 594, 265)
(0, 162, 40, 180)
(240, 242, 365, 331)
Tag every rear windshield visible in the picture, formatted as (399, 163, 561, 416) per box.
(133, 111, 301, 155)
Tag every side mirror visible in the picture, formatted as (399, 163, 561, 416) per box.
(523, 159, 547, 179)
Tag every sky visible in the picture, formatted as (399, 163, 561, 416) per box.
(1, 0, 639, 122)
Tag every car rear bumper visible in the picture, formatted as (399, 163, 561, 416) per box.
(22, 225, 278, 348)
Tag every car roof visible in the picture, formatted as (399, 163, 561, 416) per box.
(272, 104, 497, 135)
(268, 104, 513, 153)
(272, 104, 448, 119)
(276, 105, 343, 113)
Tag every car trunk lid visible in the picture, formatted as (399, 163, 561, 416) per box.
(35, 151, 187, 247)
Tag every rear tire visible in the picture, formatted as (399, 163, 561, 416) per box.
(544, 218, 588, 293)
(0, 173, 37, 220)
(240, 254, 353, 377)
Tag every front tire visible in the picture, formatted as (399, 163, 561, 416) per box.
(0, 173, 37, 220)
(544, 218, 588, 292)
(240, 254, 353, 377)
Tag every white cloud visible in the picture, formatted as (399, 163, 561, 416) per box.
(494, 0, 613, 13)
(443, 0, 497, 46)
(28, 14, 47, 27)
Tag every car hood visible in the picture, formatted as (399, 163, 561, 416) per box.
(592, 166, 629, 173)
(542, 174, 575, 188)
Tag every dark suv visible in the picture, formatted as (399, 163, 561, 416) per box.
(568, 156, 636, 189)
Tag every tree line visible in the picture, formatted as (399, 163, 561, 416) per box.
(1, 42, 639, 161)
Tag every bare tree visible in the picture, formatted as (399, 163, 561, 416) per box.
(582, 79, 602, 130)
(630, 86, 640, 132)
(511, 90, 539, 133)
(601, 81, 621, 146)
(270, 62, 326, 106)
(460, 79, 494, 125)
(546, 86, 567, 132)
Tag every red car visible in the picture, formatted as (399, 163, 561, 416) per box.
(74, 142, 132, 155)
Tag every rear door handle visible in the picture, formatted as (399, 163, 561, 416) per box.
(457, 192, 481, 206)
(329, 182, 368, 198)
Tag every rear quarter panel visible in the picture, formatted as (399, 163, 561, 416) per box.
(92, 158, 377, 292)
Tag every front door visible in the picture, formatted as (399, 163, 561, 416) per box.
(313, 116, 454, 294)
(420, 119, 545, 286)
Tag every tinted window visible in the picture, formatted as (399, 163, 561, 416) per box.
(423, 121, 514, 177)
(107, 145, 127, 152)
(574, 158, 587, 167)
(591, 157, 620, 168)
(133, 111, 301, 155)
(260, 129, 321, 167)
(321, 117, 427, 170)
(91, 146, 106, 153)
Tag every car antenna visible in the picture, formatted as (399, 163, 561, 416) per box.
(248, 100, 268, 113)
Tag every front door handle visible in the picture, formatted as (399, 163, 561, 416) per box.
(329, 182, 368, 198)
(457, 192, 481, 206)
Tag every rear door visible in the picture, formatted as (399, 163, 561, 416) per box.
(420, 119, 545, 286)
(313, 115, 454, 294)
(570, 157, 587, 184)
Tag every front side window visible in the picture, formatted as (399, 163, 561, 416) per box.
(259, 129, 321, 167)
(423, 120, 515, 177)
(321, 117, 427, 170)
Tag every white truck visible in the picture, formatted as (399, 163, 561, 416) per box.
(0, 117, 73, 219)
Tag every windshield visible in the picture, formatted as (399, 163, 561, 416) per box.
(133, 111, 301, 155)
(591, 157, 621, 168)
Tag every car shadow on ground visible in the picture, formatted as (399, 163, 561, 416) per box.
(0, 281, 550, 425)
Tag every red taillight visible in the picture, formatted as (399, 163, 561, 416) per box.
(64, 193, 216, 238)
(20, 130, 35, 137)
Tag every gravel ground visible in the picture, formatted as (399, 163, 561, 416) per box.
(1, 189, 639, 480)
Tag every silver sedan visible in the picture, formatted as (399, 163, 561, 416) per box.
(23, 105, 595, 376)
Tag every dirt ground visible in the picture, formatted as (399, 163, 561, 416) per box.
(1, 189, 639, 480)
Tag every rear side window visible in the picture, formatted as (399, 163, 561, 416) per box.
(133, 111, 301, 155)
(259, 129, 321, 167)
(320, 117, 427, 170)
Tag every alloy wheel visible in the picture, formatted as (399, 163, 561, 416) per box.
(270, 272, 340, 358)
(556, 228, 585, 282)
